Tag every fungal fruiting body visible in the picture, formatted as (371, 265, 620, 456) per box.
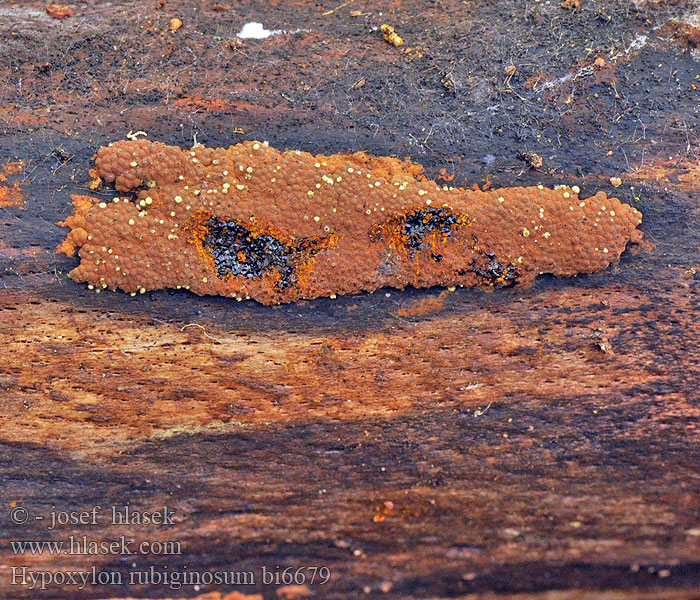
(58, 140, 643, 305)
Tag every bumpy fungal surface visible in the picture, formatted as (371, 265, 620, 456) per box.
(58, 140, 643, 305)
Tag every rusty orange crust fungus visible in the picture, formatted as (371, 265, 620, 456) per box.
(0, 160, 25, 209)
(58, 140, 643, 305)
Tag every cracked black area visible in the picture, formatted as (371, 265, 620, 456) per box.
(371, 207, 473, 258)
(202, 217, 332, 290)
(471, 252, 520, 287)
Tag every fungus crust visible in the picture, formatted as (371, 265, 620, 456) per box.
(58, 140, 643, 304)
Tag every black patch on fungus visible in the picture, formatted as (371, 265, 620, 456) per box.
(402, 208, 464, 255)
(472, 252, 519, 287)
(202, 218, 331, 289)
(371, 207, 471, 257)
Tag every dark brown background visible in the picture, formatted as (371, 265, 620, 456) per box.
(1, 1, 699, 599)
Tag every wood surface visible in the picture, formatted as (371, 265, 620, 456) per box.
(1, 1, 699, 599)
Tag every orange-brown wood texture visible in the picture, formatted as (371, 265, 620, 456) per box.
(1, 1, 699, 599)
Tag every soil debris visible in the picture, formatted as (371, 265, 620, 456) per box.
(45, 4, 74, 18)
(520, 150, 544, 169)
(381, 24, 403, 47)
(561, 0, 582, 11)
